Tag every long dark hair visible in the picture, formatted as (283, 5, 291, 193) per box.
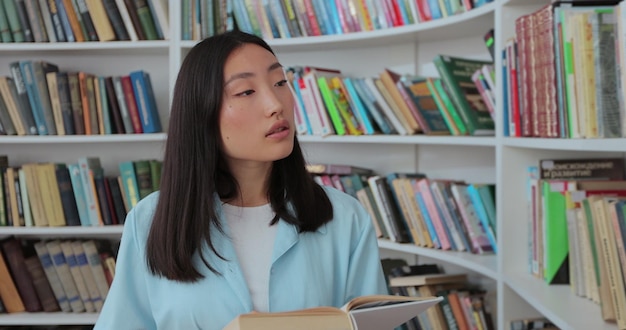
(146, 30, 333, 282)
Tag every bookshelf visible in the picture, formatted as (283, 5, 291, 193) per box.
(0, 0, 621, 329)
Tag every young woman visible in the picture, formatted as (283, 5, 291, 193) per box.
(94, 30, 387, 330)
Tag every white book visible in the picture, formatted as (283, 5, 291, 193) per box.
(60, 241, 95, 312)
(82, 240, 110, 299)
(44, 240, 85, 313)
(114, 0, 139, 41)
(33, 241, 71, 312)
(71, 240, 104, 312)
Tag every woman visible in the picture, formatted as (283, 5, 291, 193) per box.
(94, 30, 387, 330)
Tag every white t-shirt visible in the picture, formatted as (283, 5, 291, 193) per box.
(222, 203, 278, 312)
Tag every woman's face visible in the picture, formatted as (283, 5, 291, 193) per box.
(219, 44, 295, 166)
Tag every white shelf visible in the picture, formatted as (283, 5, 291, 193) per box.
(299, 135, 496, 146)
(180, 1, 497, 51)
(0, 312, 98, 325)
(502, 137, 626, 152)
(0, 225, 123, 239)
(504, 272, 618, 330)
(0, 40, 170, 54)
(0, 133, 167, 144)
(378, 239, 498, 280)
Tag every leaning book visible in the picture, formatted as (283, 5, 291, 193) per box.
(223, 295, 443, 330)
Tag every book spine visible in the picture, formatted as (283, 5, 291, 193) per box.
(24, 255, 60, 313)
(101, 0, 130, 40)
(1, 239, 42, 312)
(33, 241, 71, 312)
(45, 240, 85, 312)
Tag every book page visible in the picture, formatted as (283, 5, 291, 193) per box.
(346, 296, 443, 330)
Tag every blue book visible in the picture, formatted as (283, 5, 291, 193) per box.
(467, 184, 497, 253)
(55, 0, 75, 42)
(427, 0, 442, 19)
(292, 78, 312, 135)
(323, 0, 342, 34)
(129, 70, 162, 133)
(19, 61, 49, 135)
(343, 78, 375, 134)
(352, 78, 394, 134)
(416, 191, 440, 249)
(67, 163, 89, 226)
(311, 0, 331, 34)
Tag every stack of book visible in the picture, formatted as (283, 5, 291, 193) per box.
(287, 54, 496, 137)
(0, 60, 162, 136)
(526, 157, 626, 329)
(0, 155, 162, 228)
(0, 237, 116, 315)
(0, 0, 168, 43)
(308, 163, 497, 255)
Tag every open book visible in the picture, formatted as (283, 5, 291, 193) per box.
(223, 295, 443, 330)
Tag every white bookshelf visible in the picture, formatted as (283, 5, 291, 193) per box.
(0, 0, 620, 329)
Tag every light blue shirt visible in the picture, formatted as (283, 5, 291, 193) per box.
(94, 186, 387, 330)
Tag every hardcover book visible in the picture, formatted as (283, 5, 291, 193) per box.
(539, 158, 625, 180)
(433, 55, 494, 135)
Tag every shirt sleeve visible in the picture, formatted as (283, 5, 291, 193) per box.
(94, 208, 156, 330)
(344, 203, 389, 302)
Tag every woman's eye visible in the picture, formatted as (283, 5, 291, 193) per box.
(236, 90, 255, 96)
(275, 79, 288, 87)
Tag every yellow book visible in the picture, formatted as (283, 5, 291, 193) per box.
(39, 163, 66, 227)
(85, 0, 115, 41)
(379, 69, 420, 133)
(22, 164, 47, 227)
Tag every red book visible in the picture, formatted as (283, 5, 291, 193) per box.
(120, 75, 143, 134)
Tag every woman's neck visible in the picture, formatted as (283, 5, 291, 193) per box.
(223, 162, 272, 207)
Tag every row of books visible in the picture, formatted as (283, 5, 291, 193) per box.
(308, 163, 497, 254)
(0, 60, 162, 136)
(381, 259, 494, 330)
(503, 0, 626, 138)
(0, 0, 168, 43)
(0, 238, 116, 314)
(526, 157, 626, 328)
(0, 155, 162, 228)
(288, 56, 495, 138)
(225, 0, 494, 41)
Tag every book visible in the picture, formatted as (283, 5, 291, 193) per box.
(223, 295, 443, 330)
(389, 273, 468, 288)
(433, 55, 494, 135)
(306, 163, 373, 176)
(539, 158, 625, 180)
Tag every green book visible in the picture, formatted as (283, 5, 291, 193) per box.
(119, 161, 140, 209)
(3, 0, 24, 42)
(133, 0, 158, 40)
(148, 160, 162, 192)
(433, 55, 495, 135)
(542, 181, 571, 285)
(133, 160, 152, 199)
(0, 2, 12, 42)
(317, 77, 346, 135)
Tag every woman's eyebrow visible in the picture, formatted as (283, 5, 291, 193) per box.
(225, 62, 283, 86)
